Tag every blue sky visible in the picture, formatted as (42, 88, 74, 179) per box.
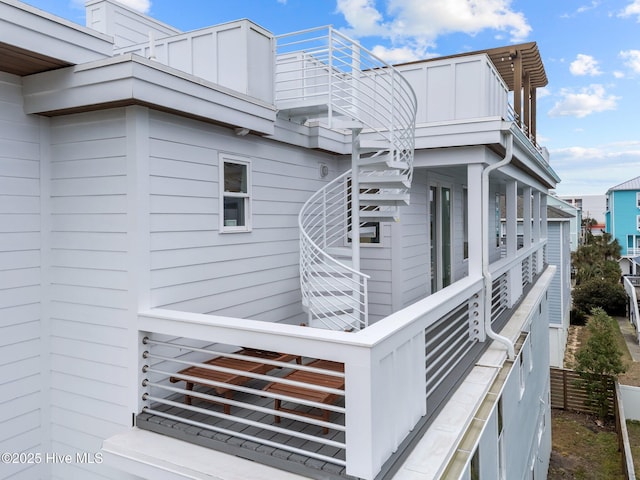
(22, 0, 640, 196)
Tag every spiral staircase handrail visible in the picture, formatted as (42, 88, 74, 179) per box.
(277, 26, 417, 329)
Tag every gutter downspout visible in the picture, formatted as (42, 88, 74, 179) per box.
(481, 129, 516, 360)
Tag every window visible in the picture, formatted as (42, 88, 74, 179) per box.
(637, 215, 640, 232)
(470, 448, 480, 480)
(221, 156, 251, 232)
(519, 350, 526, 397)
(636, 192, 640, 209)
(430, 185, 452, 292)
(498, 398, 505, 480)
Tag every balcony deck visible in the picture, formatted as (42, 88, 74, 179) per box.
(125, 241, 548, 480)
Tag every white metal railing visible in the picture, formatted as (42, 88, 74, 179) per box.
(623, 276, 640, 343)
(507, 104, 546, 161)
(298, 171, 369, 330)
(140, 338, 346, 465)
(275, 26, 416, 175)
(277, 26, 417, 329)
(425, 290, 482, 398)
(138, 276, 483, 480)
(491, 272, 509, 321)
(627, 248, 640, 256)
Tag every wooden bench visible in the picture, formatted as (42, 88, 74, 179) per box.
(263, 359, 344, 433)
(169, 348, 300, 414)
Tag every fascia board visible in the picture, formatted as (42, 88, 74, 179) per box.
(22, 54, 276, 135)
(0, 0, 113, 62)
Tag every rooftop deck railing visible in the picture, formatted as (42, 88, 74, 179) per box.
(136, 241, 546, 479)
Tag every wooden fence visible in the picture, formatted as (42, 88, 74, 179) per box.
(550, 368, 636, 479)
(550, 367, 614, 415)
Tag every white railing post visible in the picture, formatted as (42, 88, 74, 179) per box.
(344, 348, 375, 479)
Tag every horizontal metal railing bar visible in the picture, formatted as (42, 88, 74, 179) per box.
(146, 395, 346, 443)
(146, 353, 345, 396)
(146, 368, 346, 414)
(142, 405, 347, 467)
(144, 338, 344, 378)
(425, 318, 468, 352)
(146, 382, 346, 432)
(426, 339, 477, 398)
(144, 341, 299, 370)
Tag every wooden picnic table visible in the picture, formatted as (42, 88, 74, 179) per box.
(263, 359, 344, 433)
(169, 348, 300, 414)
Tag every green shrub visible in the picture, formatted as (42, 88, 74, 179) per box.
(574, 308, 627, 418)
(572, 279, 627, 317)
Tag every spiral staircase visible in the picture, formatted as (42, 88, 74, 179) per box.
(275, 27, 417, 331)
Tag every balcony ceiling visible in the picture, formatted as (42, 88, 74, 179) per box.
(0, 41, 71, 76)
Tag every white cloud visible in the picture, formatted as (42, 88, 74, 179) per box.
(619, 0, 640, 20)
(569, 54, 602, 76)
(537, 87, 551, 98)
(337, 0, 387, 37)
(72, 0, 150, 13)
(620, 50, 640, 74)
(551, 144, 640, 195)
(371, 45, 423, 63)
(577, 1, 600, 13)
(336, 0, 531, 54)
(548, 84, 619, 118)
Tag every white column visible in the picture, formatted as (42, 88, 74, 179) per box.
(532, 191, 541, 245)
(522, 186, 532, 248)
(540, 193, 548, 272)
(506, 180, 518, 257)
(468, 164, 484, 277)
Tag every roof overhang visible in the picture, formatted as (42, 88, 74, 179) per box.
(0, 0, 113, 76)
(22, 54, 276, 136)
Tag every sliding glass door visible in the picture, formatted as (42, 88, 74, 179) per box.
(430, 185, 452, 292)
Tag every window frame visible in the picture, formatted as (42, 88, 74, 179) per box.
(220, 155, 252, 233)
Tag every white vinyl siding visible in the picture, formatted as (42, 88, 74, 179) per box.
(47, 109, 131, 479)
(148, 111, 335, 323)
(399, 169, 429, 307)
(0, 72, 43, 479)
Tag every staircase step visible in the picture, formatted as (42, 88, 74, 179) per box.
(360, 139, 390, 153)
(307, 277, 355, 295)
(309, 313, 360, 331)
(326, 246, 352, 258)
(359, 209, 400, 223)
(309, 295, 359, 315)
(358, 156, 409, 171)
(360, 175, 410, 189)
(331, 118, 363, 130)
(359, 192, 410, 206)
(277, 100, 329, 122)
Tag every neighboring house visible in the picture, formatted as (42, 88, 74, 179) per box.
(559, 194, 606, 224)
(546, 206, 574, 367)
(0, 1, 562, 480)
(548, 195, 581, 252)
(606, 176, 640, 275)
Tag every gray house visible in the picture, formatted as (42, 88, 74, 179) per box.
(0, 1, 561, 479)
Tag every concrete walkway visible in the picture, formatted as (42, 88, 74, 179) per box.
(617, 317, 640, 362)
